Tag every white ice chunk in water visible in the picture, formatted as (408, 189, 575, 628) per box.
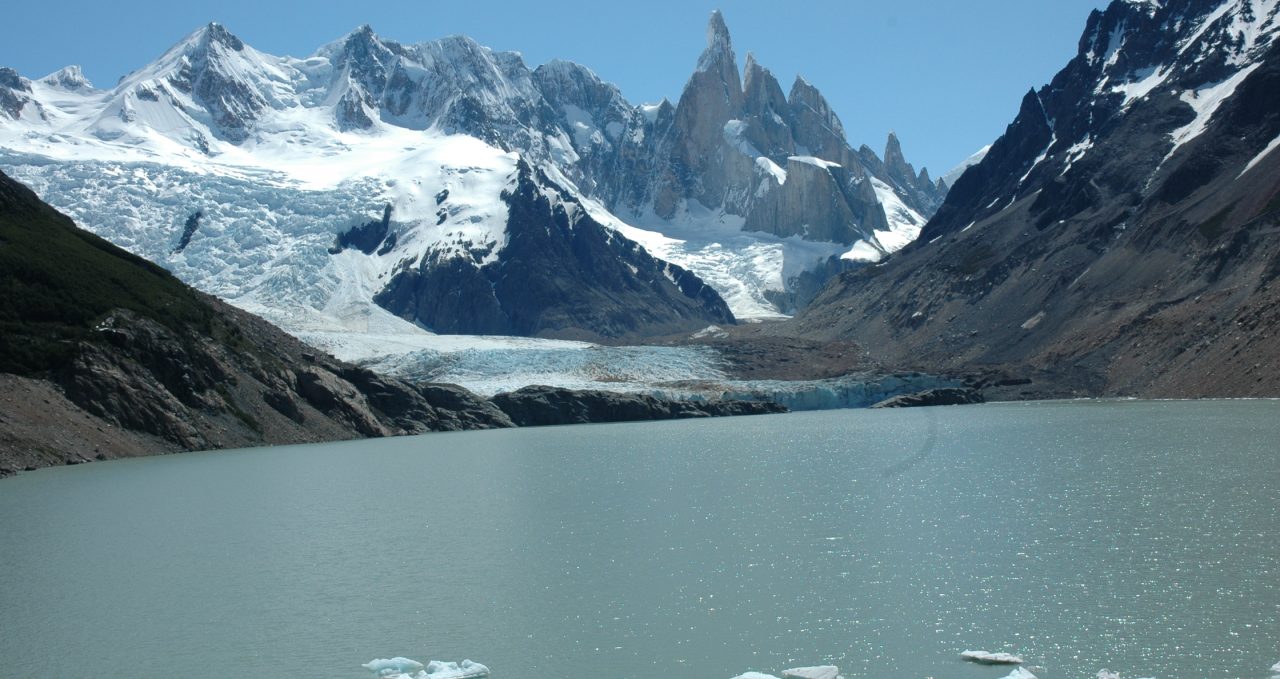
(363, 658, 489, 679)
(1003, 668, 1037, 679)
(425, 660, 490, 679)
(1272, 660, 1280, 673)
(731, 673, 781, 679)
(364, 658, 425, 676)
(782, 666, 841, 679)
(961, 650, 1025, 665)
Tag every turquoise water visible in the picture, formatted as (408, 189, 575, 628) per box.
(1, 400, 1278, 678)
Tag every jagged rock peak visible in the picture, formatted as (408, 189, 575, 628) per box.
(884, 131, 917, 177)
(40, 65, 92, 90)
(0, 67, 34, 120)
(788, 75, 845, 138)
(336, 23, 406, 68)
(340, 23, 403, 54)
(742, 51, 786, 109)
(698, 10, 736, 72)
(199, 22, 245, 51)
(789, 75, 821, 104)
(885, 131, 904, 163)
(0, 67, 30, 92)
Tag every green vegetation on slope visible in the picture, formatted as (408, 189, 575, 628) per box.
(0, 170, 213, 375)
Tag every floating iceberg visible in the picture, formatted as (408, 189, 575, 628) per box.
(363, 657, 489, 679)
(781, 666, 841, 679)
(1003, 669, 1037, 679)
(961, 650, 1025, 665)
(1272, 660, 1280, 673)
(423, 660, 490, 679)
(364, 658, 425, 676)
(731, 673, 782, 679)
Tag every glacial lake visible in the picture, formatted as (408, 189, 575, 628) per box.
(1, 400, 1278, 679)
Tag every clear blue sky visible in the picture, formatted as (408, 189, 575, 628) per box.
(1, 0, 1107, 175)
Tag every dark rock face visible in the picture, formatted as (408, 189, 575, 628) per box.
(744, 157, 890, 244)
(412, 383, 515, 430)
(173, 210, 202, 253)
(330, 204, 394, 255)
(330, 25, 414, 131)
(740, 54, 795, 158)
(490, 384, 786, 427)
(166, 23, 268, 143)
(795, 0, 1280, 399)
(870, 388, 985, 409)
(50, 302, 516, 451)
(786, 77, 847, 162)
(0, 67, 34, 120)
(374, 161, 736, 339)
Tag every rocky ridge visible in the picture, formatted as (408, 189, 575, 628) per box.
(794, 0, 1280, 398)
(599, 13, 945, 257)
(490, 385, 786, 428)
(371, 161, 735, 340)
(0, 12, 945, 332)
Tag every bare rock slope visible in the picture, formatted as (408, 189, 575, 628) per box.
(794, 0, 1280, 398)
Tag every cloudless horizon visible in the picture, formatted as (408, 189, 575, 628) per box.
(2, 0, 1108, 174)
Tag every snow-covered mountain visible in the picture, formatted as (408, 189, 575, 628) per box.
(796, 0, 1280, 397)
(924, 0, 1280, 241)
(0, 13, 942, 345)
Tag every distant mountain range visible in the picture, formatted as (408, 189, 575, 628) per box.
(3, 0, 1277, 404)
(795, 0, 1280, 397)
(0, 12, 941, 341)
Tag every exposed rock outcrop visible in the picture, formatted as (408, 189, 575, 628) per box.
(594, 12, 944, 267)
(168, 23, 270, 143)
(744, 156, 889, 244)
(0, 67, 35, 120)
(490, 385, 787, 427)
(373, 161, 735, 339)
(871, 388, 985, 409)
(330, 203, 394, 255)
(795, 0, 1280, 399)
